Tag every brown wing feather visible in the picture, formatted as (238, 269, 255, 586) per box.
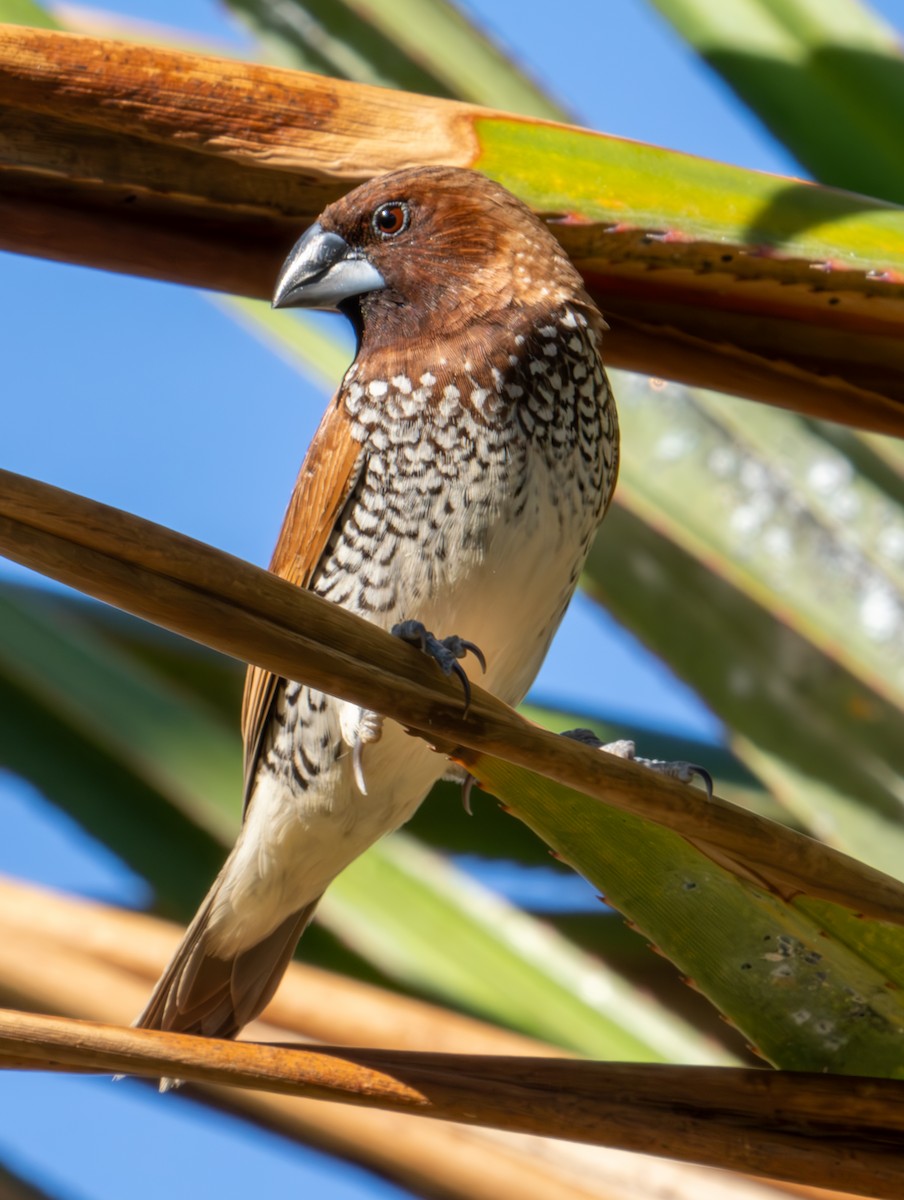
(240, 392, 363, 810)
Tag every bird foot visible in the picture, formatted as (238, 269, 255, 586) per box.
(392, 620, 486, 714)
(442, 764, 478, 814)
(351, 710, 383, 796)
(561, 730, 713, 800)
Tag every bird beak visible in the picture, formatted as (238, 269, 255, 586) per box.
(272, 223, 386, 310)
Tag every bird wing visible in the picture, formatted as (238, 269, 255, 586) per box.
(240, 392, 363, 814)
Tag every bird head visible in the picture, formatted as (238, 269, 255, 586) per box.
(272, 166, 587, 352)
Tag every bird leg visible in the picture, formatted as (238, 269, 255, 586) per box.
(392, 619, 487, 714)
(561, 729, 714, 799)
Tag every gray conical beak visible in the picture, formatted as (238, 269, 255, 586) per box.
(272, 223, 386, 310)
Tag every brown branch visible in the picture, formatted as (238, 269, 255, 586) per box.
(2, 25, 904, 432)
(0, 876, 550, 1058)
(1, 1009, 903, 1198)
(0, 466, 902, 927)
(0, 877, 791, 1200)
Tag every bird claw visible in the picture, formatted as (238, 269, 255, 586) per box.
(352, 736, 367, 796)
(560, 731, 713, 800)
(392, 620, 486, 714)
(442, 764, 478, 814)
(350, 710, 383, 796)
(461, 772, 477, 815)
(634, 757, 713, 801)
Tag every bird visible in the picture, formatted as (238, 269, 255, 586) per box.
(136, 165, 619, 1044)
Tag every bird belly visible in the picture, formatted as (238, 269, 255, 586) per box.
(208, 718, 440, 956)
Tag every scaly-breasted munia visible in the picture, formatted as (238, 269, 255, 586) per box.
(137, 166, 619, 1041)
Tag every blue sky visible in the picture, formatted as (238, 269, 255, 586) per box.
(3, 1, 902, 1197)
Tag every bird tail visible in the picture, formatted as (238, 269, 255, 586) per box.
(135, 891, 320, 1042)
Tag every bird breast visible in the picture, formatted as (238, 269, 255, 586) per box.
(312, 302, 617, 708)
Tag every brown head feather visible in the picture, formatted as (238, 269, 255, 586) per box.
(316, 166, 602, 352)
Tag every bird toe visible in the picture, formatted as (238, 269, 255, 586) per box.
(391, 620, 486, 713)
(561, 730, 713, 799)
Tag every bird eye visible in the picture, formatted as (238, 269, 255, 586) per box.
(372, 202, 409, 237)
